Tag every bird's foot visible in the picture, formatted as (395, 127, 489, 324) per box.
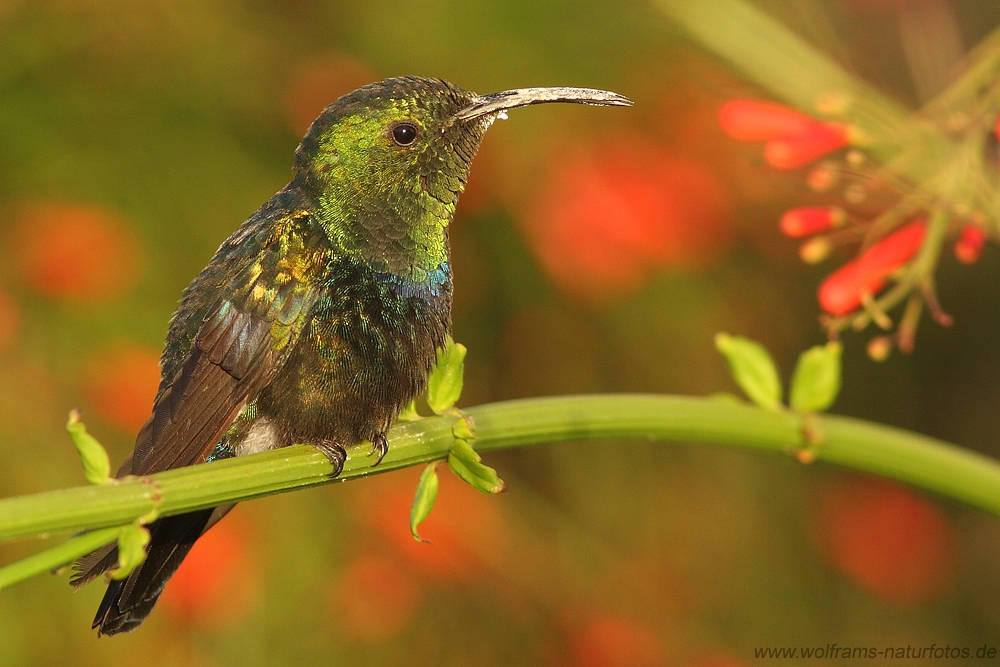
(368, 433, 388, 467)
(313, 441, 348, 478)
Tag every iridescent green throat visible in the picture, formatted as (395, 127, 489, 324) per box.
(293, 80, 484, 289)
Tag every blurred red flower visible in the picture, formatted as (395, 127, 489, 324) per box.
(16, 202, 140, 303)
(763, 123, 850, 170)
(161, 513, 259, 627)
(718, 99, 818, 141)
(285, 53, 378, 136)
(817, 477, 955, 605)
(83, 344, 160, 433)
(0, 289, 20, 354)
(523, 138, 733, 300)
(818, 220, 926, 316)
(567, 612, 665, 667)
(329, 552, 423, 643)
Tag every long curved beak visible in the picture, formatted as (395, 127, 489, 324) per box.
(455, 87, 632, 122)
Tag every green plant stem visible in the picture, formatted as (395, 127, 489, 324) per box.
(0, 526, 120, 591)
(2, 395, 1000, 550)
(3, 394, 1000, 591)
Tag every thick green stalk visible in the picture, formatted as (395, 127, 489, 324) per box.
(2, 395, 1000, 549)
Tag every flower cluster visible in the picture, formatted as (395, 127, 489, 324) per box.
(720, 98, 997, 359)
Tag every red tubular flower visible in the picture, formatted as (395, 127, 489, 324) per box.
(818, 220, 926, 316)
(780, 206, 846, 237)
(954, 224, 987, 264)
(719, 99, 850, 169)
(718, 99, 817, 141)
(764, 122, 850, 169)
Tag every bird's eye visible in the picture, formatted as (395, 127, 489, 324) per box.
(391, 122, 419, 146)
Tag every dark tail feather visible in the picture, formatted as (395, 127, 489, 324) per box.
(75, 505, 234, 636)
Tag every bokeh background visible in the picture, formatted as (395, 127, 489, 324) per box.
(2, 0, 1000, 664)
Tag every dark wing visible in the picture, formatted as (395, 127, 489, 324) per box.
(71, 209, 324, 593)
(129, 221, 323, 476)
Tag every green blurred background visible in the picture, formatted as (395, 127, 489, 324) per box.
(2, 0, 1000, 664)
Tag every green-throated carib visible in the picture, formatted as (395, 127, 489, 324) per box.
(71, 76, 631, 635)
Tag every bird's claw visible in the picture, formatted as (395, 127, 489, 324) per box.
(368, 433, 388, 466)
(313, 441, 348, 478)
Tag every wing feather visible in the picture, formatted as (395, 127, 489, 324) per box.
(128, 219, 323, 476)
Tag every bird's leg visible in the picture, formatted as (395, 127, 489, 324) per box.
(312, 440, 348, 478)
(368, 433, 388, 466)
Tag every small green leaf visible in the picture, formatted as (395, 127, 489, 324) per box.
(714, 333, 783, 410)
(397, 399, 421, 423)
(448, 438, 506, 494)
(451, 413, 476, 441)
(790, 341, 842, 413)
(112, 522, 150, 580)
(66, 409, 111, 485)
(410, 462, 440, 543)
(426, 337, 466, 415)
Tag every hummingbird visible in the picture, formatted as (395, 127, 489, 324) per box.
(70, 76, 631, 635)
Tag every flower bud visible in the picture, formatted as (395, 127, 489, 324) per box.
(718, 99, 817, 141)
(807, 163, 839, 192)
(764, 123, 850, 170)
(818, 220, 926, 316)
(866, 336, 893, 362)
(954, 224, 986, 264)
(799, 236, 832, 264)
(780, 206, 846, 238)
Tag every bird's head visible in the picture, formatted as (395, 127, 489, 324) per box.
(294, 76, 631, 284)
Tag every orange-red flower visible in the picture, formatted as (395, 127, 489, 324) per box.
(818, 220, 926, 316)
(779, 206, 846, 238)
(523, 138, 732, 300)
(329, 552, 423, 642)
(719, 99, 850, 170)
(16, 202, 140, 303)
(817, 477, 955, 605)
(763, 123, 850, 170)
(954, 224, 987, 264)
(718, 100, 817, 141)
(83, 344, 160, 433)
